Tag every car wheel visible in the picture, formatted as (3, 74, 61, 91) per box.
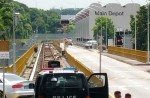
(0, 91, 6, 98)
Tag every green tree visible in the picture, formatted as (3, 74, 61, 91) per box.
(130, 6, 148, 50)
(93, 16, 114, 42)
(0, 0, 81, 39)
(24, 23, 32, 38)
(65, 23, 75, 33)
(0, 0, 12, 40)
(45, 10, 60, 33)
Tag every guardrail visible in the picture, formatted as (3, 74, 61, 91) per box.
(108, 46, 147, 63)
(6, 45, 36, 75)
(65, 50, 113, 98)
(65, 50, 93, 77)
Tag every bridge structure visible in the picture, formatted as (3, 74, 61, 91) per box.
(1, 34, 150, 98)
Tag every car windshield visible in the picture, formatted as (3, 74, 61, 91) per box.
(42, 73, 84, 93)
(86, 41, 91, 44)
(67, 38, 72, 41)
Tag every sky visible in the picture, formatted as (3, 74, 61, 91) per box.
(14, 0, 148, 10)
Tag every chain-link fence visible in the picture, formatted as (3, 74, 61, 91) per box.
(0, 33, 75, 67)
(36, 33, 75, 41)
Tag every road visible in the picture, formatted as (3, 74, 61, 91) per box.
(66, 45, 150, 98)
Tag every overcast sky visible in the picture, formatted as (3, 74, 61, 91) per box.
(14, 0, 147, 10)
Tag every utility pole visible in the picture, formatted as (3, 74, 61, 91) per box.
(106, 18, 108, 49)
(99, 19, 103, 73)
(13, 12, 20, 74)
(148, 1, 150, 63)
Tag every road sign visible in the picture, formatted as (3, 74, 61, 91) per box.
(0, 52, 9, 59)
(0, 41, 10, 59)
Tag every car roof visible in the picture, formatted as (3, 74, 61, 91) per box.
(39, 69, 84, 76)
(0, 73, 26, 81)
(88, 40, 97, 42)
(0, 72, 15, 76)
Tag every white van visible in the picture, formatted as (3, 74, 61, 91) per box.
(84, 40, 98, 48)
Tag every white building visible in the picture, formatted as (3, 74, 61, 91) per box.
(73, 3, 140, 41)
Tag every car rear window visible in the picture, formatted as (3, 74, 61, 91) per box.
(41, 73, 85, 93)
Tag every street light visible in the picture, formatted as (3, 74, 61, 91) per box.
(90, 4, 108, 49)
(133, 3, 137, 50)
(114, 27, 116, 46)
(147, 0, 150, 63)
(99, 19, 103, 74)
(130, 0, 137, 50)
(86, 6, 102, 73)
(13, 12, 20, 74)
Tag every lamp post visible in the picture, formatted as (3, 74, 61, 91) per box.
(123, 29, 125, 48)
(114, 27, 116, 46)
(147, 0, 150, 63)
(99, 19, 103, 73)
(130, 0, 137, 50)
(90, 4, 108, 49)
(134, 16, 137, 50)
(105, 18, 108, 49)
(13, 12, 20, 74)
(87, 6, 102, 73)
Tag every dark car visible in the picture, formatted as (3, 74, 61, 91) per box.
(34, 68, 108, 98)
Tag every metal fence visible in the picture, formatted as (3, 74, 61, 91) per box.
(36, 33, 75, 41)
(0, 33, 75, 67)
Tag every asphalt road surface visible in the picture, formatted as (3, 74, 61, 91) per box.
(66, 45, 150, 98)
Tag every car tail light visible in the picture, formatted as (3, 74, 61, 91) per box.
(117, 39, 121, 42)
(41, 68, 54, 70)
(40, 96, 45, 98)
(86, 95, 90, 98)
(12, 83, 23, 88)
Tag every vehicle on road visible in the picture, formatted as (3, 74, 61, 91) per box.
(65, 38, 73, 45)
(0, 73, 34, 98)
(83, 40, 98, 48)
(34, 67, 108, 98)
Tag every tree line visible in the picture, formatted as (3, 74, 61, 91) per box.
(130, 5, 150, 51)
(0, 0, 81, 40)
(0, 0, 149, 51)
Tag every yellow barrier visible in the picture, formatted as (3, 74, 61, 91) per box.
(65, 51, 93, 77)
(6, 45, 36, 75)
(108, 46, 147, 63)
(65, 51, 113, 98)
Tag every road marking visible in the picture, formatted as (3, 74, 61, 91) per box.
(121, 75, 125, 78)
(144, 87, 149, 90)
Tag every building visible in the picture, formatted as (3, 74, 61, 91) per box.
(72, 3, 140, 42)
